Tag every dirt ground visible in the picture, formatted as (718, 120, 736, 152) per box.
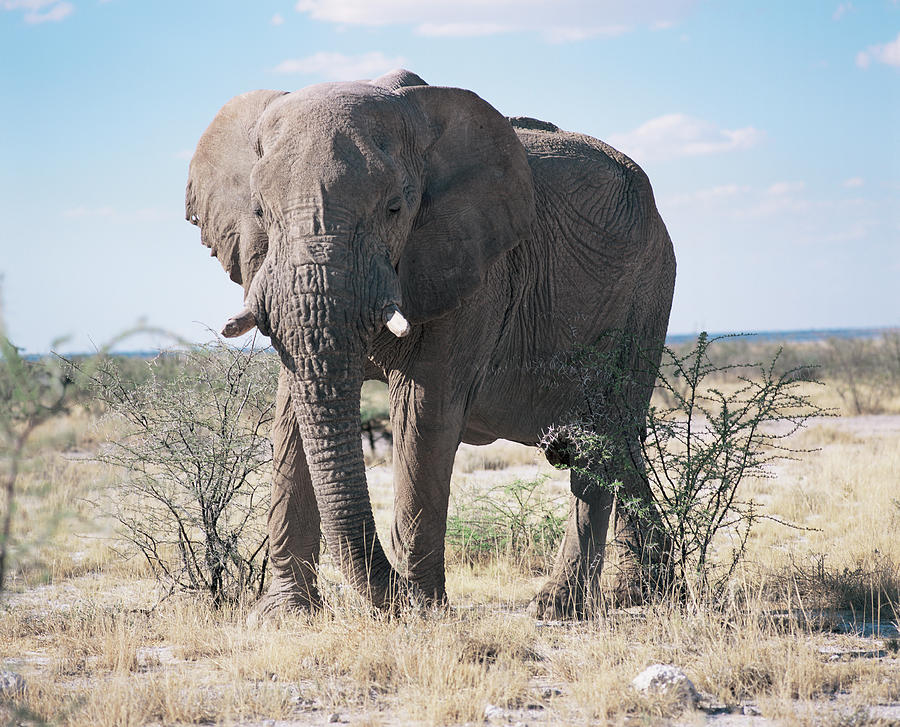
(2, 412, 899, 726)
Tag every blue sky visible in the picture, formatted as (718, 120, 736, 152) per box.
(1, 0, 898, 352)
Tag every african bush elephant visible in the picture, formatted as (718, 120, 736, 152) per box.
(185, 69, 676, 619)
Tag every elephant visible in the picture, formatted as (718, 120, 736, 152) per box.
(185, 69, 676, 619)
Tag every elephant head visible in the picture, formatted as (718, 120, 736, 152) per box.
(186, 70, 429, 297)
(188, 71, 535, 607)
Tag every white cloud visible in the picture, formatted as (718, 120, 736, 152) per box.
(294, 0, 697, 42)
(668, 179, 879, 226)
(416, 22, 513, 37)
(737, 181, 810, 218)
(663, 184, 748, 209)
(843, 176, 864, 188)
(660, 180, 887, 250)
(832, 2, 853, 20)
(271, 12, 284, 25)
(543, 24, 629, 42)
(607, 113, 764, 163)
(766, 181, 805, 196)
(175, 149, 193, 161)
(856, 31, 900, 68)
(2, 0, 73, 23)
(272, 51, 406, 80)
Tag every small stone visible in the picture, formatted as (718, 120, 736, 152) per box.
(542, 687, 562, 699)
(328, 713, 341, 723)
(631, 664, 698, 706)
(0, 670, 26, 697)
(483, 703, 505, 720)
(742, 704, 761, 716)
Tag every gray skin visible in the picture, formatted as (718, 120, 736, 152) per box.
(185, 70, 675, 619)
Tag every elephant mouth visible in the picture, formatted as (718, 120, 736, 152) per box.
(221, 239, 411, 343)
(221, 303, 410, 341)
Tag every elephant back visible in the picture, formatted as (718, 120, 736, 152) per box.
(512, 120, 669, 275)
(503, 118, 676, 361)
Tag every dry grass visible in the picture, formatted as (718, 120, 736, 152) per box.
(2, 402, 900, 725)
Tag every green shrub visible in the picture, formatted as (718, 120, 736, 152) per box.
(446, 476, 566, 571)
(0, 331, 73, 593)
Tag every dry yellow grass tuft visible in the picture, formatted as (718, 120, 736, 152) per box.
(2, 394, 899, 725)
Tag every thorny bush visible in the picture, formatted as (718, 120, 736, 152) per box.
(91, 341, 279, 605)
(541, 332, 828, 602)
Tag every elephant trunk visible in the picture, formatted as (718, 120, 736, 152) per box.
(289, 369, 402, 607)
(231, 245, 409, 609)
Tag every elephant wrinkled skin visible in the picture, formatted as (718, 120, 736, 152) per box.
(185, 70, 676, 619)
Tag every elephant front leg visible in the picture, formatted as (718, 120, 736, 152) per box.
(528, 481, 613, 620)
(249, 368, 322, 623)
(387, 372, 463, 606)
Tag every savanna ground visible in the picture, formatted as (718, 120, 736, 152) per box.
(2, 334, 900, 726)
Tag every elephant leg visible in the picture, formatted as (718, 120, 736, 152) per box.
(528, 467, 614, 620)
(603, 464, 673, 605)
(249, 367, 322, 623)
(387, 372, 463, 606)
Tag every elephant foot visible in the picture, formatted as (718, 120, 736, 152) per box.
(247, 581, 322, 627)
(527, 580, 595, 621)
(407, 581, 448, 609)
(602, 570, 646, 608)
(376, 579, 445, 616)
(601, 547, 673, 607)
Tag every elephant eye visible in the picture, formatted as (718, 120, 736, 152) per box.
(386, 198, 402, 215)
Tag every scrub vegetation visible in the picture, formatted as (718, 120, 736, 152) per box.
(1, 332, 899, 726)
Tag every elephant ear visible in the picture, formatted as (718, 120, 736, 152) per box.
(396, 86, 535, 323)
(185, 89, 287, 289)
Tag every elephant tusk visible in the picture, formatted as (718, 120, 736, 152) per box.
(382, 305, 411, 338)
(221, 308, 257, 338)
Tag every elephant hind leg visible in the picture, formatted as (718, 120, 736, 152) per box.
(603, 467, 674, 606)
(528, 467, 613, 620)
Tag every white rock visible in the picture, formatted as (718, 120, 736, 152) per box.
(631, 664, 698, 705)
(135, 645, 177, 667)
(0, 670, 26, 697)
(483, 703, 505, 720)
